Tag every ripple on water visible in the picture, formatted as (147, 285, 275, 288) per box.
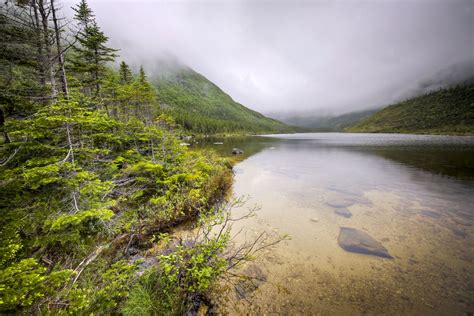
(207, 133, 474, 314)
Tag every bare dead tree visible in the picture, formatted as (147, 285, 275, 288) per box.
(50, 0, 68, 98)
(37, 0, 56, 97)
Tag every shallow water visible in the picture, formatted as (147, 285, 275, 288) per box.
(201, 133, 474, 314)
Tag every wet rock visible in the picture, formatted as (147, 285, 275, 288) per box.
(232, 148, 244, 155)
(334, 208, 352, 218)
(338, 227, 393, 259)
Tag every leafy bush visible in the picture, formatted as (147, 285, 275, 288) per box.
(123, 237, 228, 315)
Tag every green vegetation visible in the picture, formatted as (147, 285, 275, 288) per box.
(154, 67, 293, 134)
(122, 232, 228, 315)
(1, 1, 237, 313)
(347, 84, 474, 135)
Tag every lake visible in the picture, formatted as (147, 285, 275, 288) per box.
(199, 133, 474, 314)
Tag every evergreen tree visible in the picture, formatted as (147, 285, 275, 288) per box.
(119, 61, 132, 84)
(72, 0, 94, 28)
(116, 65, 157, 122)
(70, 1, 117, 96)
(138, 65, 147, 85)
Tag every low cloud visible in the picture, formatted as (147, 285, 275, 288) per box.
(67, 0, 473, 116)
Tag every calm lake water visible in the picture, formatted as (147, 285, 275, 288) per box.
(200, 133, 474, 315)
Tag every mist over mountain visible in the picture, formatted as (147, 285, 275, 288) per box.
(390, 59, 474, 105)
(348, 82, 474, 135)
(145, 57, 292, 134)
(271, 109, 378, 131)
(270, 59, 474, 129)
(67, 0, 473, 116)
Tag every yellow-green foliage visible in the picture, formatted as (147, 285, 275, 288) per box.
(122, 235, 229, 315)
(0, 258, 72, 310)
(0, 94, 232, 313)
(1, 2, 233, 313)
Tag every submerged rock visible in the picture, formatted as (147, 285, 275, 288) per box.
(338, 227, 393, 259)
(232, 148, 244, 155)
(327, 200, 354, 209)
(335, 208, 352, 218)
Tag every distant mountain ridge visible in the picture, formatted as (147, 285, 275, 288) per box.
(347, 82, 474, 135)
(149, 60, 292, 134)
(276, 109, 377, 131)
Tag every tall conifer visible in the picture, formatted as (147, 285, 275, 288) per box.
(70, 0, 117, 96)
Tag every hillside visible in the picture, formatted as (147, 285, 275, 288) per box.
(151, 65, 292, 134)
(347, 84, 474, 135)
(278, 109, 377, 131)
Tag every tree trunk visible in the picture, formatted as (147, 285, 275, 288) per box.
(32, 0, 46, 88)
(38, 0, 57, 98)
(51, 0, 69, 99)
(94, 48, 100, 96)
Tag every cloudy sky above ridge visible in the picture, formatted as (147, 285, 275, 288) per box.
(67, 0, 473, 116)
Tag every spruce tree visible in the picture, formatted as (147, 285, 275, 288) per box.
(70, 1, 117, 96)
(119, 61, 132, 84)
(138, 65, 147, 85)
(72, 0, 94, 28)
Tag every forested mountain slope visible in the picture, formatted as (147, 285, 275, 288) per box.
(152, 65, 293, 134)
(347, 83, 474, 135)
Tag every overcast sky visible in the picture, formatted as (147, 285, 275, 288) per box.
(68, 0, 473, 116)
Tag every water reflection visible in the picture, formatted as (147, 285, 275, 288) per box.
(200, 133, 474, 314)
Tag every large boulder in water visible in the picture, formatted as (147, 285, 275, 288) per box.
(338, 227, 393, 259)
(232, 148, 244, 155)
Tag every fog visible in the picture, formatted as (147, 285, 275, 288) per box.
(68, 0, 473, 116)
